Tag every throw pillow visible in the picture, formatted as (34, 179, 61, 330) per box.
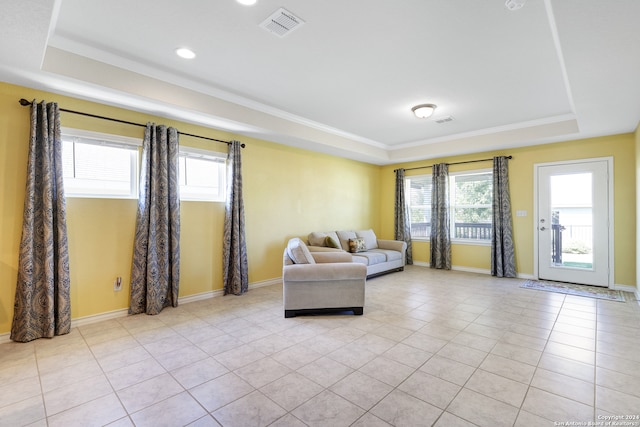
(325, 235, 340, 249)
(348, 237, 367, 253)
(356, 229, 378, 250)
(308, 232, 329, 247)
(336, 230, 357, 251)
(287, 238, 316, 264)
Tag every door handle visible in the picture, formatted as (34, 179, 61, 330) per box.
(540, 226, 546, 231)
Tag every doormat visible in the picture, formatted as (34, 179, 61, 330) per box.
(520, 280, 625, 302)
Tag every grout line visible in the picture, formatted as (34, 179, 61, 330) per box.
(8, 266, 640, 426)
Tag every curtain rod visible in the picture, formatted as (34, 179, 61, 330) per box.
(394, 155, 512, 172)
(18, 98, 245, 148)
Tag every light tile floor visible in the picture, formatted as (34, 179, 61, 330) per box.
(1, 266, 640, 427)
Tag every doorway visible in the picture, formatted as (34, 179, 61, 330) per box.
(534, 158, 612, 287)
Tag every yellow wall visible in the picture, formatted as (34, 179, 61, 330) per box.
(0, 82, 380, 334)
(381, 135, 636, 287)
(1, 79, 636, 336)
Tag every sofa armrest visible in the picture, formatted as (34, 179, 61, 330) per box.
(283, 263, 367, 282)
(311, 251, 352, 263)
(377, 239, 407, 253)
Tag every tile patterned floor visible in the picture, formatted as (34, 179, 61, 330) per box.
(1, 266, 640, 427)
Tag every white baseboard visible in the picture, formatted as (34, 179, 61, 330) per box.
(72, 308, 130, 329)
(613, 284, 637, 293)
(410, 261, 530, 279)
(452, 265, 491, 275)
(178, 289, 224, 305)
(0, 278, 284, 345)
(613, 284, 640, 304)
(250, 277, 282, 289)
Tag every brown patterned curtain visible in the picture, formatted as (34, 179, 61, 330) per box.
(11, 100, 71, 342)
(223, 140, 248, 295)
(129, 124, 180, 315)
(492, 156, 516, 277)
(394, 168, 413, 264)
(430, 163, 451, 269)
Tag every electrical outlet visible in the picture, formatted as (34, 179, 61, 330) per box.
(114, 276, 122, 291)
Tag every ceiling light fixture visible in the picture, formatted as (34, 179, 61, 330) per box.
(505, 0, 525, 10)
(412, 104, 437, 119)
(175, 48, 196, 59)
(237, 0, 257, 5)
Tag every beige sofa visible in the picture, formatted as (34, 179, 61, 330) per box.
(307, 229, 407, 278)
(283, 238, 366, 318)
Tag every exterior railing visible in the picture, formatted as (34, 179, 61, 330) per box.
(551, 223, 564, 264)
(411, 222, 431, 237)
(455, 222, 492, 240)
(411, 222, 592, 250)
(410, 222, 492, 240)
(551, 224, 592, 264)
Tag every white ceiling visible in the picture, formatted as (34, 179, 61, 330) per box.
(1, 0, 639, 164)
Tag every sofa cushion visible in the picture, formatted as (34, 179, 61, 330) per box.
(325, 235, 340, 249)
(336, 230, 357, 251)
(307, 246, 343, 253)
(308, 232, 328, 247)
(351, 255, 369, 266)
(287, 238, 316, 264)
(348, 237, 367, 253)
(353, 251, 387, 265)
(308, 231, 341, 249)
(356, 229, 379, 250)
(368, 248, 403, 262)
(310, 251, 352, 263)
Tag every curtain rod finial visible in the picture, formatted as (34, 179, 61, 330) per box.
(19, 98, 31, 106)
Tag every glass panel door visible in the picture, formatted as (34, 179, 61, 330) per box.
(549, 173, 593, 269)
(537, 160, 609, 287)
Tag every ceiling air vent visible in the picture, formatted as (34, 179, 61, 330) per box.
(434, 116, 454, 124)
(260, 8, 305, 38)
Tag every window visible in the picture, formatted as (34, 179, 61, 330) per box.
(178, 147, 226, 202)
(406, 175, 432, 238)
(450, 171, 493, 241)
(61, 128, 226, 201)
(406, 169, 493, 243)
(61, 129, 140, 198)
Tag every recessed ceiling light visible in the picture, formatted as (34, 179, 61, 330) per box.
(175, 48, 196, 59)
(237, 0, 257, 5)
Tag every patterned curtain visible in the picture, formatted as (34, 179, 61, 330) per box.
(129, 124, 180, 315)
(223, 141, 248, 295)
(430, 163, 451, 269)
(492, 156, 516, 277)
(11, 101, 71, 342)
(394, 168, 413, 264)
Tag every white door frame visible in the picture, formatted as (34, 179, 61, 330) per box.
(533, 157, 614, 288)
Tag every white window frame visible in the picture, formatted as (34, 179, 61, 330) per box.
(405, 168, 493, 246)
(405, 174, 432, 242)
(178, 146, 226, 202)
(449, 169, 493, 246)
(61, 128, 140, 199)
